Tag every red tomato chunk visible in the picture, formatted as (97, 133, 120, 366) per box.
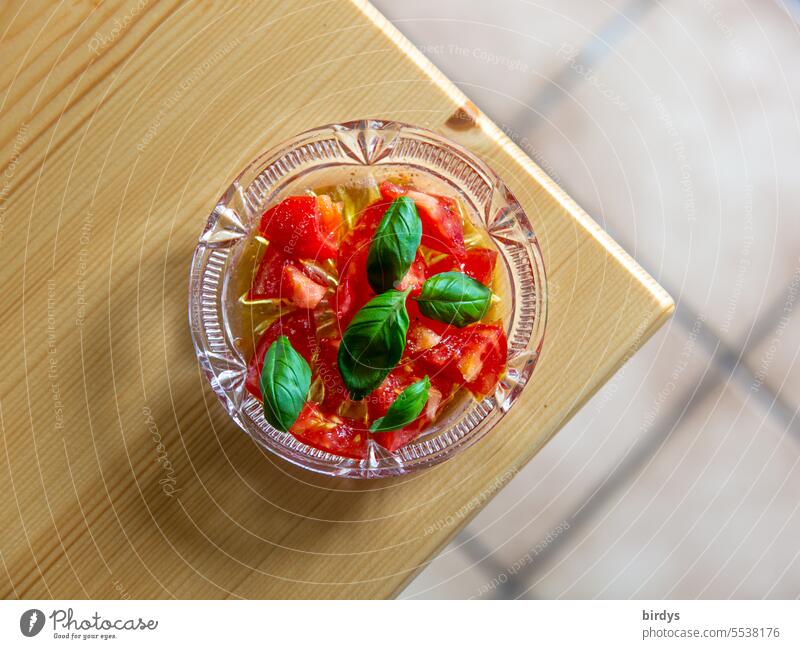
(245, 310, 317, 399)
(291, 403, 367, 459)
(418, 323, 508, 399)
(334, 200, 428, 331)
(244, 188, 509, 457)
(380, 181, 466, 257)
(246, 244, 328, 309)
(315, 337, 349, 412)
(259, 195, 339, 261)
(429, 247, 498, 285)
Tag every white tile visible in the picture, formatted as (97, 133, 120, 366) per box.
(437, 316, 713, 579)
(517, 377, 800, 598)
(371, 0, 630, 124)
(398, 544, 495, 599)
(744, 277, 800, 408)
(517, 0, 800, 346)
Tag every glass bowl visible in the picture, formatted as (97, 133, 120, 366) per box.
(188, 119, 546, 478)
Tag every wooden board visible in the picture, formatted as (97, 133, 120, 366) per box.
(0, 0, 673, 599)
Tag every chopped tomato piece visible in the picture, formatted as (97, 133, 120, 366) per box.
(429, 247, 498, 285)
(418, 323, 507, 398)
(380, 181, 465, 257)
(422, 382, 446, 422)
(457, 324, 508, 398)
(245, 310, 317, 398)
(337, 200, 387, 269)
(334, 201, 388, 329)
(245, 189, 509, 455)
(247, 245, 328, 309)
(414, 332, 464, 384)
(334, 263, 373, 332)
(334, 273, 356, 331)
(406, 298, 455, 339)
(371, 427, 422, 453)
(334, 200, 429, 330)
(290, 403, 367, 459)
(246, 245, 288, 302)
(315, 337, 349, 412)
(370, 372, 456, 452)
(411, 372, 456, 424)
(366, 365, 415, 422)
(405, 320, 442, 356)
(316, 194, 343, 244)
(282, 265, 327, 309)
(372, 380, 454, 452)
(336, 254, 425, 332)
(395, 253, 428, 296)
(259, 195, 338, 260)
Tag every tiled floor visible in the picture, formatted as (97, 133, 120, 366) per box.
(371, 0, 800, 599)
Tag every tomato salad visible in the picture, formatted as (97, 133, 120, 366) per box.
(242, 180, 508, 459)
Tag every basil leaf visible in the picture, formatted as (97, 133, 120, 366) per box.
(415, 271, 492, 327)
(367, 196, 422, 294)
(370, 376, 430, 432)
(338, 289, 410, 400)
(259, 335, 311, 432)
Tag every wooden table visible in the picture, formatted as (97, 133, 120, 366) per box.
(0, 0, 673, 598)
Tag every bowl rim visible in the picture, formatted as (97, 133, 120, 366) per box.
(188, 118, 547, 479)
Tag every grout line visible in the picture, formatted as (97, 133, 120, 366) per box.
(454, 528, 515, 577)
(502, 274, 800, 596)
(504, 0, 655, 127)
(606, 228, 800, 442)
(402, 529, 515, 599)
(504, 361, 722, 598)
(744, 283, 800, 350)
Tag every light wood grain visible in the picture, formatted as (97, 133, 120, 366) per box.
(0, 0, 672, 599)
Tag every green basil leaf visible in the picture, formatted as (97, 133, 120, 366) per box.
(367, 196, 422, 294)
(338, 289, 411, 400)
(415, 271, 492, 327)
(259, 335, 311, 432)
(370, 376, 430, 432)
